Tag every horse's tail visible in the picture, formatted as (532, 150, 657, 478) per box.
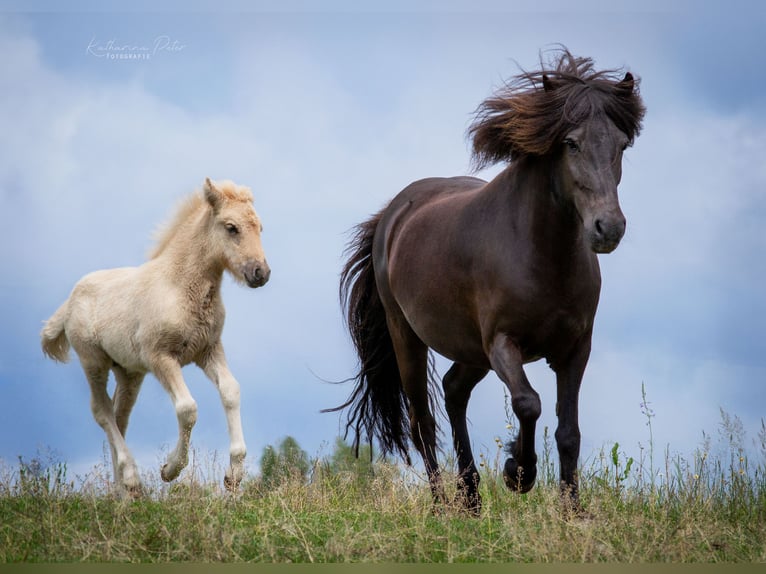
(41, 300, 71, 363)
(326, 209, 411, 463)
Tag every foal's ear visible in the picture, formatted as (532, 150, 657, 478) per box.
(614, 72, 635, 95)
(204, 177, 222, 212)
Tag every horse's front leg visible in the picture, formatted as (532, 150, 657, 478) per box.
(150, 355, 198, 482)
(488, 334, 541, 493)
(553, 335, 592, 510)
(199, 343, 247, 491)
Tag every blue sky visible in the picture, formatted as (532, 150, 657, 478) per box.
(1, 1, 764, 485)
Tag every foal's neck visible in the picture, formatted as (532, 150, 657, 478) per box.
(156, 208, 225, 294)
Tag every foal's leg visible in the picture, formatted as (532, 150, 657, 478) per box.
(82, 360, 141, 494)
(553, 337, 591, 510)
(198, 343, 247, 491)
(149, 355, 197, 482)
(388, 317, 444, 504)
(112, 365, 145, 438)
(442, 362, 488, 514)
(488, 333, 541, 493)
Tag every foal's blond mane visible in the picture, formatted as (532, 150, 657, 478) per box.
(148, 192, 207, 260)
(148, 181, 258, 261)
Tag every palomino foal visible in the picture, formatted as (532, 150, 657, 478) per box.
(41, 178, 270, 494)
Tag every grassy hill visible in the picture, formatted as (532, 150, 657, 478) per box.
(1, 419, 764, 563)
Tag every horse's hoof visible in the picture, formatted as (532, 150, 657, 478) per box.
(454, 492, 482, 517)
(559, 490, 590, 519)
(455, 478, 482, 516)
(160, 463, 178, 482)
(503, 457, 537, 493)
(223, 474, 241, 492)
(124, 483, 144, 499)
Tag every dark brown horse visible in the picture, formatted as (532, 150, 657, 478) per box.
(331, 49, 645, 513)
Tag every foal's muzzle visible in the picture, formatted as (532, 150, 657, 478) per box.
(245, 262, 271, 288)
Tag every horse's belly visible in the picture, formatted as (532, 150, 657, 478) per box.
(104, 340, 146, 373)
(398, 296, 489, 368)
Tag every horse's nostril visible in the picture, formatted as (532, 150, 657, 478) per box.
(595, 219, 605, 236)
(249, 264, 270, 286)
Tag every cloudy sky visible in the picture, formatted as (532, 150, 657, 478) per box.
(1, 0, 764, 485)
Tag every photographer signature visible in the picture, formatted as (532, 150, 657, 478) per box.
(86, 36, 186, 60)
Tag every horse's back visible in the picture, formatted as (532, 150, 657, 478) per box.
(60, 266, 145, 366)
(68, 267, 142, 319)
(378, 175, 487, 246)
(397, 176, 486, 205)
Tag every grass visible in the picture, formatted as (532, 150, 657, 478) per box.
(1, 412, 765, 563)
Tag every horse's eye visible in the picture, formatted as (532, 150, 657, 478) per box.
(564, 138, 580, 152)
(225, 223, 239, 236)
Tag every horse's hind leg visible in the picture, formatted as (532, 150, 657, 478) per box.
(443, 362, 488, 514)
(149, 355, 197, 482)
(81, 358, 141, 494)
(388, 317, 444, 504)
(198, 343, 246, 491)
(112, 365, 145, 439)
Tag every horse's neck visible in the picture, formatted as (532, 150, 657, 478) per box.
(155, 211, 224, 297)
(485, 160, 586, 257)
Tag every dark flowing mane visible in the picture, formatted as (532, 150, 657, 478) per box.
(468, 48, 646, 170)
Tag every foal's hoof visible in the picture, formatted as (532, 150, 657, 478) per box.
(503, 457, 537, 493)
(223, 474, 242, 492)
(161, 462, 181, 483)
(123, 483, 144, 500)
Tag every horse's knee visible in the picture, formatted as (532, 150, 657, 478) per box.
(555, 425, 581, 456)
(176, 398, 198, 430)
(511, 392, 541, 423)
(219, 379, 241, 411)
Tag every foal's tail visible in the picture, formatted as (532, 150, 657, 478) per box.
(41, 301, 71, 363)
(325, 210, 412, 463)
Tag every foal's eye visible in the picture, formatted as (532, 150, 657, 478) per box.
(564, 138, 580, 152)
(225, 223, 239, 236)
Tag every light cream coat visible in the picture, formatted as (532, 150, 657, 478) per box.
(41, 178, 270, 494)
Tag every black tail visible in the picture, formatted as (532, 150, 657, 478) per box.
(325, 209, 411, 463)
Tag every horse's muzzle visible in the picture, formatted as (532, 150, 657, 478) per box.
(590, 214, 626, 254)
(245, 262, 271, 288)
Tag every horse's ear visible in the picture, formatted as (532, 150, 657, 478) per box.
(204, 177, 222, 212)
(614, 72, 634, 95)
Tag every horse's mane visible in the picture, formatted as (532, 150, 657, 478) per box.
(468, 47, 646, 170)
(148, 192, 206, 260)
(148, 180, 256, 260)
